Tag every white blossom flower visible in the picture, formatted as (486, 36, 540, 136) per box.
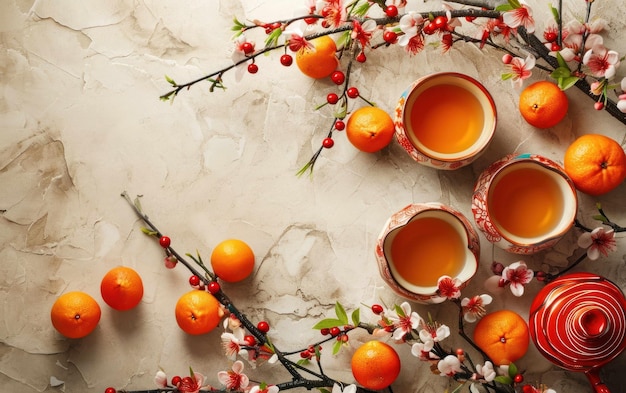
(578, 227, 617, 260)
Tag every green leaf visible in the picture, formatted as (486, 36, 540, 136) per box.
(332, 339, 343, 355)
(548, 3, 561, 24)
(501, 73, 514, 81)
(353, 2, 372, 17)
(558, 76, 579, 90)
(508, 0, 522, 8)
(164, 75, 177, 87)
(495, 4, 514, 11)
(351, 308, 360, 326)
(318, 388, 331, 393)
(494, 375, 513, 385)
(264, 28, 282, 48)
(335, 302, 349, 325)
(593, 214, 609, 223)
(551, 66, 571, 79)
(336, 31, 352, 49)
(313, 318, 344, 330)
(507, 362, 518, 378)
(333, 99, 348, 119)
(394, 304, 406, 317)
(140, 227, 158, 236)
(556, 52, 569, 69)
(297, 358, 310, 366)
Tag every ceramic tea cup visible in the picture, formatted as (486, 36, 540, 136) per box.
(375, 203, 480, 304)
(394, 72, 497, 170)
(472, 153, 578, 254)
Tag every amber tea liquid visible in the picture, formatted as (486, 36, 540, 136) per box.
(409, 84, 484, 154)
(489, 166, 564, 239)
(390, 216, 465, 287)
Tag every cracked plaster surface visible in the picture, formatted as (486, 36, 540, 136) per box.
(1, 0, 626, 392)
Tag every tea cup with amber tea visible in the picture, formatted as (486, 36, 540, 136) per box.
(472, 154, 578, 254)
(394, 72, 497, 170)
(375, 203, 480, 304)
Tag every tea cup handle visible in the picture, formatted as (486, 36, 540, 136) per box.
(586, 368, 611, 393)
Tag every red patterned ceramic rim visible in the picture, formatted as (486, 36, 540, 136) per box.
(375, 203, 480, 304)
(394, 72, 497, 170)
(471, 153, 578, 255)
(529, 272, 626, 393)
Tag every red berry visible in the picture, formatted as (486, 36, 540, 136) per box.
(356, 52, 366, 63)
(330, 71, 345, 85)
(346, 87, 359, 98)
(189, 275, 200, 287)
(322, 138, 334, 148)
(551, 42, 561, 52)
(334, 120, 345, 131)
(248, 63, 259, 74)
(502, 54, 513, 64)
(208, 281, 221, 294)
(423, 22, 436, 35)
(371, 304, 384, 315)
(304, 16, 318, 25)
(544, 31, 558, 43)
(455, 348, 465, 356)
(171, 376, 182, 386)
(383, 30, 398, 44)
(320, 327, 330, 335)
(465, 15, 477, 22)
(329, 326, 341, 336)
(594, 102, 604, 110)
(327, 93, 339, 104)
(300, 350, 311, 359)
(159, 236, 171, 248)
(385, 5, 398, 17)
(514, 374, 524, 383)
(243, 335, 257, 346)
(257, 321, 270, 333)
(104, 388, 116, 393)
(433, 16, 448, 30)
(280, 54, 293, 66)
(241, 42, 254, 54)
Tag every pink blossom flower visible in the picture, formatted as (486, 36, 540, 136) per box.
(250, 384, 280, 393)
(437, 355, 463, 376)
(578, 227, 617, 260)
(475, 361, 496, 382)
(316, 0, 345, 28)
(501, 261, 534, 296)
(217, 361, 249, 391)
(583, 44, 620, 79)
(418, 321, 450, 349)
(177, 373, 205, 393)
(397, 12, 425, 55)
(154, 370, 167, 388)
(507, 53, 535, 88)
(563, 19, 606, 54)
(351, 19, 377, 49)
(436, 276, 462, 299)
(387, 302, 423, 341)
(502, 1, 535, 34)
(221, 329, 249, 360)
(410, 341, 437, 361)
(461, 294, 493, 323)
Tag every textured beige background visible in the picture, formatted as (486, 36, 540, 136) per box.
(1, 0, 625, 392)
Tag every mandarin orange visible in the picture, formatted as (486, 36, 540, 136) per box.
(100, 266, 144, 311)
(473, 310, 529, 365)
(518, 81, 568, 128)
(51, 291, 101, 339)
(346, 106, 395, 153)
(295, 36, 339, 79)
(563, 133, 626, 196)
(210, 239, 255, 283)
(351, 340, 401, 390)
(175, 290, 222, 335)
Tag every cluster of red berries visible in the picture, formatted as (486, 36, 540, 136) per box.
(300, 344, 323, 360)
(319, 325, 352, 343)
(543, 28, 561, 52)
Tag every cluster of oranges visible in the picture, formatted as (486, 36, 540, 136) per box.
(50, 238, 256, 339)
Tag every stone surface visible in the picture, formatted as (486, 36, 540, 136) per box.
(1, 0, 625, 392)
